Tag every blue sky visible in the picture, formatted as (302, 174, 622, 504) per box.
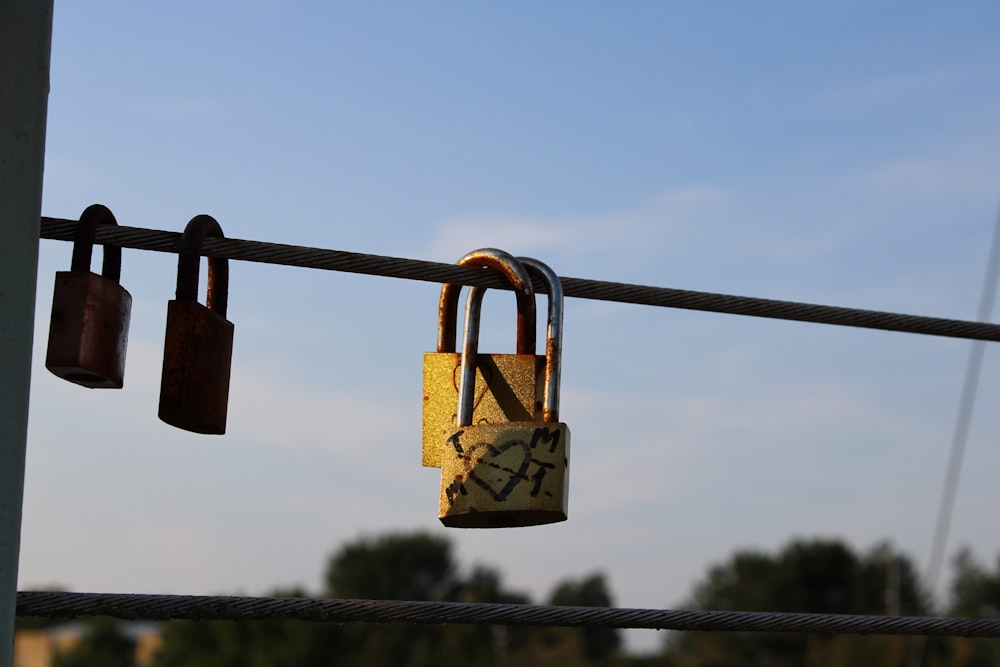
(20, 2, 1000, 653)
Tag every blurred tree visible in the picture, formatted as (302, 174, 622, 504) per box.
(516, 572, 626, 667)
(135, 531, 632, 667)
(549, 573, 622, 662)
(322, 531, 536, 667)
(324, 531, 457, 601)
(943, 547, 1000, 667)
(150, 587, 344, 667)
(53, 617, 135, 667)
(449, 564, 535, 667)
(321, 531, 457, 666)
(949, 548, 1000, 618)
(664, 538, 929, 667)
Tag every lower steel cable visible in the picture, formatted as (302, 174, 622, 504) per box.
(16, 591, 1000, 638)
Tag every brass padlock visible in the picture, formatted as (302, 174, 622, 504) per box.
(422, 248, 542, 467)
(45, 204, 132, 388)
(439, 257, 569, 528)
(158, 215, 234, 434)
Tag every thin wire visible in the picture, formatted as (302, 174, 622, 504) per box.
(927, 201, 1000, 604)
(15, 591, 1000, 638)
(39, 217, 1000, 343)
(906, 202, 1000, 667)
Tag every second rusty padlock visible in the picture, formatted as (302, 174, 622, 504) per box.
(158, 215, 234, 434)
(422, 248, 543, 467)
(45, 204, 132, 388)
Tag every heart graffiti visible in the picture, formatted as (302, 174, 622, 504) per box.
(444, 428, 559, 506)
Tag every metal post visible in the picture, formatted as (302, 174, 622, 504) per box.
(0, 2, 54, 665)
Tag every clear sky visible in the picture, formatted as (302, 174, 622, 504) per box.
(20, 2, 1000, 653)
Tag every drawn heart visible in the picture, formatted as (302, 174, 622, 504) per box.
(462, 437, 531, 502)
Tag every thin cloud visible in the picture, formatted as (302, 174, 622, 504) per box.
(422, 186, 732, 267)
(854, 149, 1000, 199)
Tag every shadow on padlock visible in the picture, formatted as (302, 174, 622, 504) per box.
(158, 215, 234, 435)
(422, 248, 542, 467)
(45, 204, 132, 388)
(439, 256, 569, 528)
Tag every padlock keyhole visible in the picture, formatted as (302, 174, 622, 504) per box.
(64, 371, 106, 385)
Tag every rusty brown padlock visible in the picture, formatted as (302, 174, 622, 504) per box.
(422, 248, 542, 467)
(439, 257, 569, 528)
(45, 204, 132, 388)
(158, 215, 234, 434)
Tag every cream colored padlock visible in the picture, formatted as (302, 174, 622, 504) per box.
(439, 257, 569, 528)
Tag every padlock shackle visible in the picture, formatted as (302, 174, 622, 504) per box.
(455, 255, 564, 427)
(175, 215, 229, 318)
(436, 248, 536, 355)
(70, 204, 122, 283)
(518, 257, 563, 423)
(455, 284, 489, 427)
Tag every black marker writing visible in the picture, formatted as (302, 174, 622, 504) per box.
(529, 426, 560, 453)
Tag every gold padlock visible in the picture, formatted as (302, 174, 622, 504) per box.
(422, 248, 542, 467)
(439, 257, 569, 528)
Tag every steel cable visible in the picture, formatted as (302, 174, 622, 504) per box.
(39, 217, 1000, 342)
(16, 591, 1000, 638)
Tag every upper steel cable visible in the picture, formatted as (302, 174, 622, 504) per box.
(39, 217, 1000, 342)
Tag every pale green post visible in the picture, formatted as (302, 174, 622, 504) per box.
(0, 1, 54, 665)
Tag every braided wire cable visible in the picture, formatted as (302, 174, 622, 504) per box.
(40, 217, 1000, 342)
(16, 591, 1000, 638)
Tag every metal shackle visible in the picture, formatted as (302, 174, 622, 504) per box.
(71, 204, 122, 282)
(457, 257, 563, 426)
(517, 257, 563, 423)
(436, 248, 536, 355)
(175, 214, 229, 317)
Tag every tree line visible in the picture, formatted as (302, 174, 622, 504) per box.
(17, 531, 1000, 667)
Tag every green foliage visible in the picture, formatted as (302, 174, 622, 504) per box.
(42, 533, 1000, 667)
(150, 588, 343, 667)
(52, 618, 136, 667)
(147, 531, 623, 667)
(950, 548, 1000, 619)
(548, 572, 622, 662)
(318, 532, 491, 667)
(686, 539, 928, 617)
(154, 619, 346, 667)
(943, 548, 1000, 667)
(666, 538, 930, 667)
(325, 531, 457, 601)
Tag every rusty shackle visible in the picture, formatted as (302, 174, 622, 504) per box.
(175, 214, 229, 316)
(436, 248, 536, 355)
(71, 203, 122, 282)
